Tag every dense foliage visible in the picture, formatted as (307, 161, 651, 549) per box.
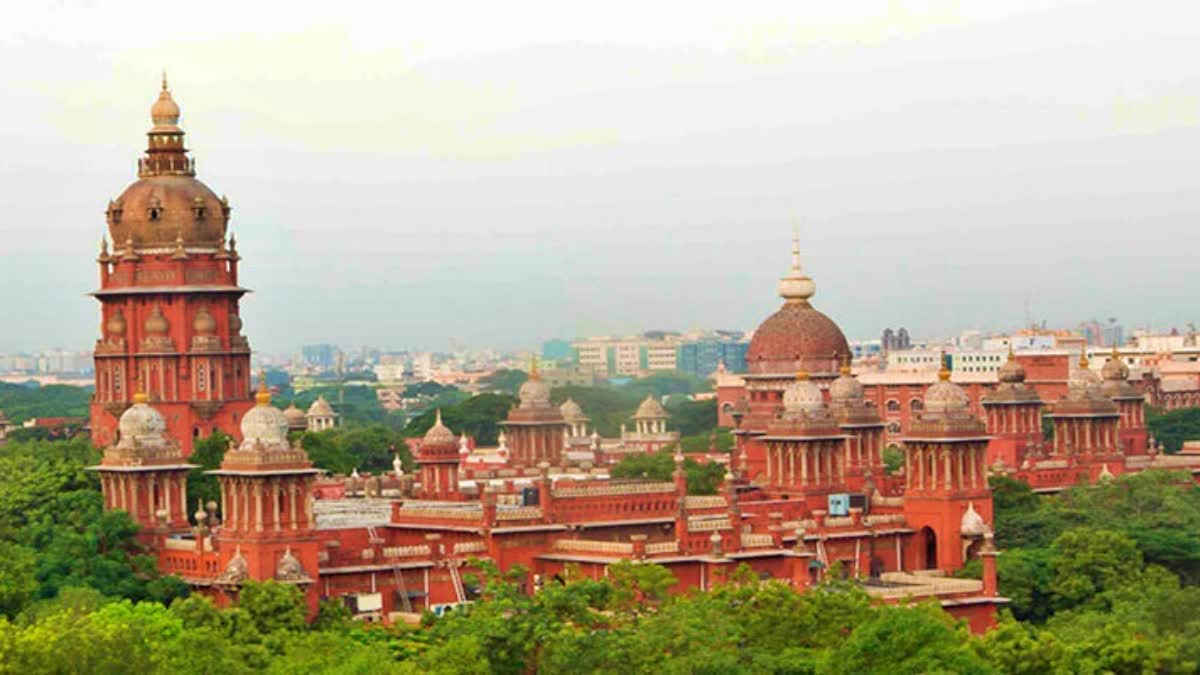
(609, 450, 728, 495)
(1147, 406, 1200, 453)
(0, 381, 91, 424)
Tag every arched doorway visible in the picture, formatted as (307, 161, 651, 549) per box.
(920, 526, 938, 570)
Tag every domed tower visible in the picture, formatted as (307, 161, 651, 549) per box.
(90, 391, 197, 536)
(980, 347, 1044, 469)
(622, 395, 680, 452)
(91, 77, 253, 456)
(761, 371, 847, 501)
(415, 409, 462, 499)
(735, 232, 851, 481)
(208, 379, 320, 613)
(1100, 347, 1148, 456)
(901, 362, 993, 571)
(828, 359, 886, 484)
(305, 396, 338, 432)
(1047, 349, 1121, 470)
(501, 363, 569, 468)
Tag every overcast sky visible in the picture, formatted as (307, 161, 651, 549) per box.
(1, 1, 1198, 354)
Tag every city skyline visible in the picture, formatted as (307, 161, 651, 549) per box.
(2, 2, 1199, 354)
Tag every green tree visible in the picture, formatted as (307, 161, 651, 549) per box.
(825, 603, 993, 675)
(237, 580, 307, 635)
(1049, 527, 1143, 611)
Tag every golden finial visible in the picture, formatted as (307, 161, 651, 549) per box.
(795, 370, 810, 381)
(161, 69, 168, 92)
(938, 352, 952, 381)
(435, 408, 443, 425)
(255, 369, 271, 406)
(132, 389, 149, 405)
(1079, 345, 1089, 368)
(529, 355, 540, 380)
(840, 352, 852, 376)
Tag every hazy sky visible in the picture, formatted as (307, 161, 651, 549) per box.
(2, 1, 1198, 354)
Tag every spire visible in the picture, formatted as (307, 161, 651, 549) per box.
(529, 355, 540, 380)
(161, 69, 168, 93)
(1079, 345, 1089, 368)
(938, 352, 952, 381)
(255, 369, 271, 406)
(777, 225, 816, 304)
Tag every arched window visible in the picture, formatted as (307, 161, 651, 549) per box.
(910, 398, 924, 412)
(887, 422, 902, 434)
(886, 399, 901, 412)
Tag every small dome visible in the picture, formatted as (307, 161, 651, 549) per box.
(422, 409, 457, 448)
(924, 368, 969, 413)
(635, 395, 669, 419)
(1067, 352, 1103, 401)
(829, 363, 864, 402)
(518, 376, 551, 409)
(997, 350, 1026, 384)
(118, 392, 167, 440)
(230, 313, 243, 334)
(106, 310, 127, 337)
(151, 77, 182, 129)
(218, 547, 249, 584)
(1101, 351, 1129, 382)
(284, 403, 306, 426)
(275, 547, 308, 582)
(783, 372, 825, 413)
(560, 398, 586, 422)
(307, 396, 335, 417)
(193, 306, 216, 335)
(241, 384, 289, 445)
(960, 502, 988, 537)
(144, 306, 169, 335)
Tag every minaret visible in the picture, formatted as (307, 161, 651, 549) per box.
(91, 77, 252, 456)
(209, 379, 320, 613)
(501, 360, 569, 467)
(90, 391, 196, 539)
(761, 371, 847, 505)
(1047, 349, 1122, 474)
(415, 409, 461, 499)
(901, 361, 993, 571)
(1100, 347, 1148, 456)
(981, 346, 1044, 469)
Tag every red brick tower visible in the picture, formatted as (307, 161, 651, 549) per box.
(901, 365, 994, 571)
(502, 364, 568, 468)
(1047, 351, 1122, 479)
(827, 360, 886, 488)
(735, 234, 852, 481)
(415, 409, 463, 499)
(1099, 347, 1148, 456)
(760, 372, 848, 506)
(91, 77, 253, 456)
(981, 348, 1045, 470)
(209, 383, 321, 613)
(91, 391, 196, 539)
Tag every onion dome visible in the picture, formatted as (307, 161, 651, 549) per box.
(746, 233, 850, 375)
(118, 391, 167, 440)
(422, 409, 457, 449)
(1100, 347, 1142, 400)
(240, 379, 289, 445)
(1101, 347, 1129, 382)
(107, 77, 229, 252)
(634, 395, 669, 419)
(144, 306, 169, 335)
(283, 403, 306, 429)
(829, 361, 864, 403)
(1066, 350, 1103, 402)
(229, 313, 243, 334)
(984, 345, 1041, 406)
(193, 306, 216, 334)
(106, 309, 127, 337)
(307, 396, 335, 418)
(924, 366, 969, 413)
(560, 398, 588, 423)
(960, 502, 988, 537)
(783, 371, 825, 413)
(275, 546, 309, 582)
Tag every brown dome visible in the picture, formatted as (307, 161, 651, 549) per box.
(747, 302, 850, 375)
(107, 79, 229, 252)
(747, 232, 850, 375)
(144, 306, 169, 335)
(106, 309, 127, 337)
(109, 176, 227, 251)
(193, 306, 217, 334)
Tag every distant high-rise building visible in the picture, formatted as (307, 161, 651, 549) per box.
(302, 344, 337, 370)
(678, 337, 749, 378)
(881, 327, 912, 352)
(540, 339, 572, 363)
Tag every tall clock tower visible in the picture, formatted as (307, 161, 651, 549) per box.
(91, 78, 253, 456)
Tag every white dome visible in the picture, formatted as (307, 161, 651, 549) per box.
(829, 369, 863, 402)
(635, 395, 669, 419)
(241, 401, 289, 445)
(960, 502, 988, 537)
(1067, 367, 1103, 401)
(307, 396, 335, 417)
(560, 398, 586, 421)
(518, 377, 551, 408)
(924, 370, 969, 413)
(118, 395, 167, 440)
(783, 373, 825, 413)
